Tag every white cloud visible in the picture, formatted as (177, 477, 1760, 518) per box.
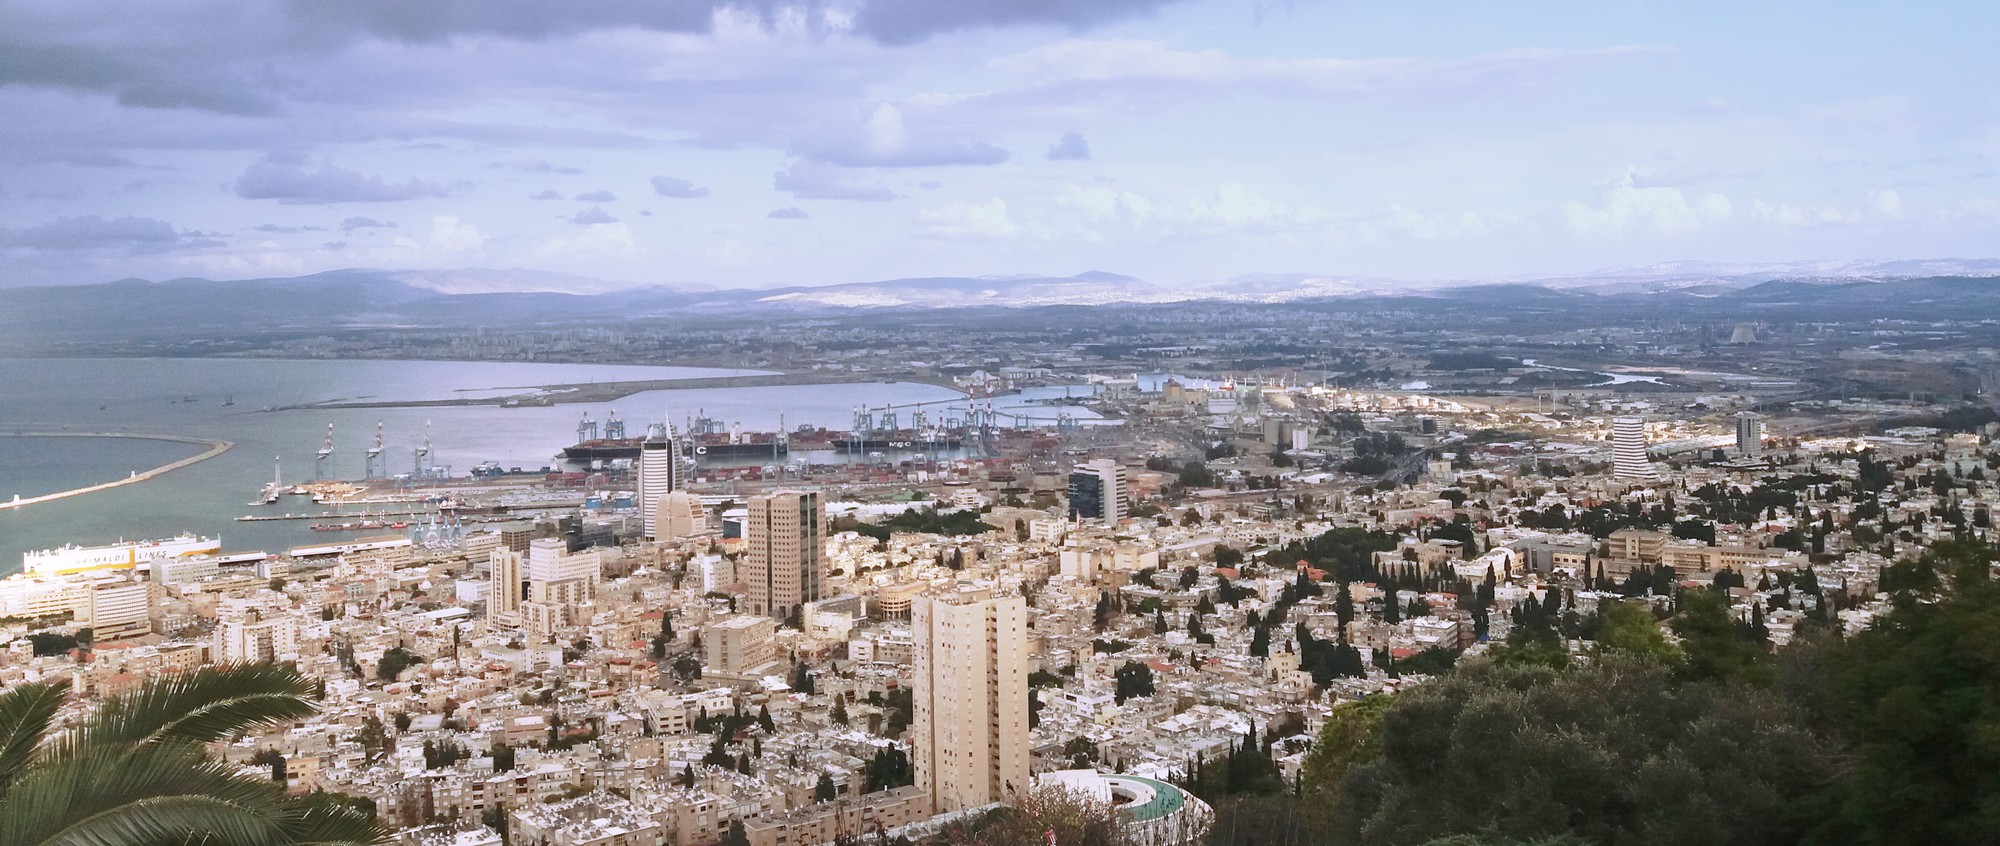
(1868, 190, 1904, 220)
(1562, 168, 1732, 237)
(428, 215, 486, 253)
(774, 160, 899, 201)
(989, 39, 1657, 96)
(920, 199, 1021, 240)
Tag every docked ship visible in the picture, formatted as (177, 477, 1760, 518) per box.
(21, 533, 221, 577)
(562, 413, 842, 464)
(831, 431, 964, 451)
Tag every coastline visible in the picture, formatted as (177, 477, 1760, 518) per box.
(0, 433, 233, 512)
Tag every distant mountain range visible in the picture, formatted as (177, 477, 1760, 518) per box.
(2, 260, 1997, 343)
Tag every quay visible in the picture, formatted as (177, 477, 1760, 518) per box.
(0, 433, 232, 512)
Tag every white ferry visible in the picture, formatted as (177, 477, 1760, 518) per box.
(21, 533, 221, 577)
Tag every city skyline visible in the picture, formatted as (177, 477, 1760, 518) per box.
(3, 0, 1997, 289)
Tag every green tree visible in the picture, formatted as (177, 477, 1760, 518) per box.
(1672, 589, 1770, 684)
(1807, 539, 2000, 844)
(721, 819, 750, 846)
(0, 664, 383, 846)
(1331, 656, 1830, 846)
(814, 772, 838, 803)
(1298, 695, 1392, 829)
(1593, 600, 1682, 666)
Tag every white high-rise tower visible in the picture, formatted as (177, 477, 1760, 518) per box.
(1612, 417, 1658, 482)
(1735, 412, 1764, 456)
(640, 424, 683, 540)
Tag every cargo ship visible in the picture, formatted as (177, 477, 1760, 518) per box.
(21, 533, 221, 577)
(831, 431, 964, 451)
(564, 424, 843, 463)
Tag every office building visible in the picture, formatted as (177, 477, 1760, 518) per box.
(703, 615, 776, 675)
(1611, 417, 1658, 482)
(743, 491, 825, 621)
(911, 590, 1030, 814)
(1735, 412, 1764, 456)
(1068, 459, 1128, 522)
(87, 579, 153, 642)
(640, 429, 683, 540)
(655, 490, 707, 541)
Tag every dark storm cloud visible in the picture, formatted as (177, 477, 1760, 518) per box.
(1045, 131, 1090, 160)
(651, 175, 711, 198)
(233, 156, 448, 204)
(0, 214, 216, 251)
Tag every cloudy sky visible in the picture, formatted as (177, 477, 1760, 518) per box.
(2, 0, 1995, 289)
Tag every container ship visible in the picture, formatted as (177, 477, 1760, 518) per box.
(21, 533, 221, 577)
(564, 421, 843, 464)
(831, 431, 964, 451)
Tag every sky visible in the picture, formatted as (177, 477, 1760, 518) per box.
(1, 0, 1996, 290)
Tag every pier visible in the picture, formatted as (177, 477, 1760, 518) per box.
(270, 370, 964, 411)
(0, 433, 232, 512)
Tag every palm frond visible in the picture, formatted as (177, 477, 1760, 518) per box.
(0, 742, 294, 846)
(79, 663, 317, 749)
(280, 804, 391, 846)
(34, 794, 290, 846)
(0, 678, 70, 796)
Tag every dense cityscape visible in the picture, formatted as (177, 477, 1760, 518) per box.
(6, 0, 1998, 844)
(6, 342, 2000, 843)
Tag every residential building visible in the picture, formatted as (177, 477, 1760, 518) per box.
(911, 590, 1030, 814)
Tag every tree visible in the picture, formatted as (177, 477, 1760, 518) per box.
(1593, 600, 1681, 665)
(250, 749, 287, 784)
(758, 704, 776, 733)
(864, 748, 913, 792)
(377, 646, 421, 682)
(491, 743, 516, 773)
(0, 664, 384, 846)
(1063, 736, 1100, 769)
(1672, 589, 1770, 684)
(1114, 661, 1155, 704)
(831, 697, 849, 726)
(1806, 539, 2000, 843)
(1179, 461, 1217, 488)
(1325, 655, 1831, 846)
(814, 772, 838, 803)
(721, 819, 750, 846)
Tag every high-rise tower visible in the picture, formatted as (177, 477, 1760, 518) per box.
(1067, 458, 1128, 522)
(911, 590, 1030, 814)
(640, 424, 683, 540)
(1735, 412, 1764, 456)
(743, 490, 824, 620)
(1612, 417, 1658, 482)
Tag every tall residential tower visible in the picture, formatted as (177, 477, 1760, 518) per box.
(911, 590, 1029, 815)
